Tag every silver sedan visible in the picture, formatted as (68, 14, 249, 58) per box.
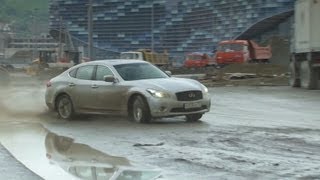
(45, 60, 211, 123)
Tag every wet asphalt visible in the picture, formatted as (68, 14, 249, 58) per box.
(0, 85, 320, 179)
(0, 143, 42, 180)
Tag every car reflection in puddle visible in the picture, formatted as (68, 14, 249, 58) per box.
(45, 132, 161, 180)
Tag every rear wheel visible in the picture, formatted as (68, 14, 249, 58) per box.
(130, 96, 151, 123)
(289, 61, 300, 87)
(185, 113, 203, 122)
(300, 61, 318, 89)
(56, 95, 74, 120)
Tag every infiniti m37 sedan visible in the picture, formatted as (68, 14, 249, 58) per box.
(45, 60, 211, 123)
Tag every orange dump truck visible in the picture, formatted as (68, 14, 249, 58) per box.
(215, 40, 272, 65)
(184, 52, 216, 68)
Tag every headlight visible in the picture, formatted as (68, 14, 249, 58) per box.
(201, 84, 209, 93)
(147, 89, 170, 98)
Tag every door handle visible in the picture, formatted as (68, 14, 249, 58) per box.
(91, 84, 99, 89)
(69, 83, 75, 87)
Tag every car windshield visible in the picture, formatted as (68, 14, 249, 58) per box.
(114, 63, 168, 81)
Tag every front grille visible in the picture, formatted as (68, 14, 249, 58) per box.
(176, 91, 203, 101)
(171, 105, 207, 113)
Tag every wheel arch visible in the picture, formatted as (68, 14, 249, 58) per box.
(53, 92, 73, 110)
(127, 93, 150, 115)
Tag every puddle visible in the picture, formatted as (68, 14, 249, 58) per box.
(45, 132, 161, 180)
(0, 122, 161, 180)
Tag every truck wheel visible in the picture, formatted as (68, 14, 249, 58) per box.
(300, 61, 318, 89)
(289, 61, 300, 87)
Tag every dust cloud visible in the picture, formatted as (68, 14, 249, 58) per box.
(0, 80, 48, 120)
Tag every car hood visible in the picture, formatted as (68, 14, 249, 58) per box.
(127, 78, 203, 93)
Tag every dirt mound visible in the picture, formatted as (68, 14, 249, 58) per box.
(201, 64, 289, 87)
(219, 63, 288, 76)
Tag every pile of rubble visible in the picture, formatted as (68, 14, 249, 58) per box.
(197, 64, 289, 87)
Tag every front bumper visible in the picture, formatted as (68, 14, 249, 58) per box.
(146, 93, 211, 118)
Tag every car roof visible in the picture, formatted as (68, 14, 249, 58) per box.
(80, 59, 148, 66)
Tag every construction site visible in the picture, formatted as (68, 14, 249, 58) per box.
(0, 30, 292, 88)
(0, 0, 297, 88)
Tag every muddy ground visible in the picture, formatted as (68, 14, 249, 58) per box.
(171, 64, 289, 87)
(0, 81, 319, 179)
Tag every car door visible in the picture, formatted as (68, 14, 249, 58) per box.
(73, 65, 96, 111)
(92, 65, 125, 113)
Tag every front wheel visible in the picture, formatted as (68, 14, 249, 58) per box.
(130, 96, 151, 123)
(56, 95, 74, 120)
(185, 113, 203, 122)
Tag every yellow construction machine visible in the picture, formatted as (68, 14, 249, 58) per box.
(26, 50, 80, 77)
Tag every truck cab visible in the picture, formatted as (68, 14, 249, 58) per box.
(215, 40, 271, 65)
(215, 40, 250, 65)
(120, 52, 144, 60)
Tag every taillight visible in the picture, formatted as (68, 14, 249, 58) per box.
(46, 81, 52, 88)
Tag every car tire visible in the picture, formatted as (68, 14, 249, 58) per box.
(185, 113, 203, 122)
(56, 95, 74, 120)
(130, 96, 151, 123)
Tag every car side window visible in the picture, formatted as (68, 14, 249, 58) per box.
(76, 65, 94, 80)
(69, 69, 77, 78)
(95, 65, 114, 81)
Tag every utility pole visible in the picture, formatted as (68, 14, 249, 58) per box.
(88, 0, 93, 61)
(58, 16, 63, 60)
(31, 9, 37, 61)
(151, 1, 154, 52)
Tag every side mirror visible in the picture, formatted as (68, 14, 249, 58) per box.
(103, 75, 116, 83)
(165, 71, 172, 77)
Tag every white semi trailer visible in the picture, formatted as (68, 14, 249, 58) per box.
(290, 0, 320, 89)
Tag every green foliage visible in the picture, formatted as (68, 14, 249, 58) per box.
(0, 0, 49, 34)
